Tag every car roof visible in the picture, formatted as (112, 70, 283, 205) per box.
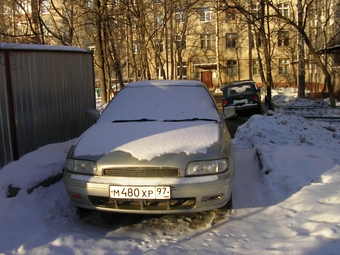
(224, 80, 256, 87)
(125, 80, 205, 88)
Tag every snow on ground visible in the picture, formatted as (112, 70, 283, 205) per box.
(0, 89, 340, 255)
(271, 86, 340, 107)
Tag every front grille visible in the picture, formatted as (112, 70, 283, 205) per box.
(103, 167, 180, 177)
(88, 196, 196, 211)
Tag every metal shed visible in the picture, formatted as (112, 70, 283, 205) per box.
(0, 42, 95, 169)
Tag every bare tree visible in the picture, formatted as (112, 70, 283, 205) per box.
(267, 0, 335, 106)
(220, 0, 336, 107)
(220, 0, 276, 104)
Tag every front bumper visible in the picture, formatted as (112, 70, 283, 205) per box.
(226, 103, 259, 111)
(63, 169, 234, 214)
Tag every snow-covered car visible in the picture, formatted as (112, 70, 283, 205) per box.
(222, 80, 262, 114)
(63, 80, 235, 214)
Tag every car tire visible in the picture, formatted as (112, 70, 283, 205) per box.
(219, 193, 233, 210)
(256, 104, 262, 115)
(76, 207, 93, 218)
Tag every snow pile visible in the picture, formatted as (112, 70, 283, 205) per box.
(0, 140, 75, 194)
(234, 112, 340, 199)
(272, 95, 331, 107)
(271, 88, 340, 117)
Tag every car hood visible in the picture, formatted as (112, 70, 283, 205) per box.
(71, 121, 223, 162)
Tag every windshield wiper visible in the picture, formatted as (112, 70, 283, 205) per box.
(112, 118, 156, 123)
(163, 118, 218, 122)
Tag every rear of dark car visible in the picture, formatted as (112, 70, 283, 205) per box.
(222, 81, 261, 114)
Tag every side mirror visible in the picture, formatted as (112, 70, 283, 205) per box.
(223, 107, 235, 119)
(86, 109, 100, 120)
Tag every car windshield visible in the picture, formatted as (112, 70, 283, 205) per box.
(99, 85, 220, 123)
(226, 84, 253, 96)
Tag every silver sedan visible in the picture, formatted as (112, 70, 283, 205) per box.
(64, 80, 235, 214)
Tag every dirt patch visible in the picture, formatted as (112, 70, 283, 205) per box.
(78, 208, 232, 232)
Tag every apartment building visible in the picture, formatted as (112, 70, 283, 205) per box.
(1, 0, 339, 93)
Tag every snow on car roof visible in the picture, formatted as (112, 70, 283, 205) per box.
(225, 80, 256, 86)
(125, 80, 205, 88)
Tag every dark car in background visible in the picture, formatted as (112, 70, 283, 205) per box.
(222, 80, 262, 114)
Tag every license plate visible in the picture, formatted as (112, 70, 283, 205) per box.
(109, 186, 171, 199)
(234, 99, 248, 105)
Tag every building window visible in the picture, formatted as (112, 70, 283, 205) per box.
(252, 3, 262, 19)
(42, 21, 51, 36)
(201, 34, 212, 49)
(17, 21, 28, 34)
(253, 60, 260, 75)
(226, 60, 237, 76)
(256, 34, 262, 47)
(310, 9, 319, 28)
(3, 4, 11, 16)
(63, 31, 71, 42)
(62, 10, 72, 24)
(16, 0, 31, 14)
(279, 59, 290, 74)
(200, 7, 211, 22)
(176, 35, 186, 50)
(336, 3, 340, 18)
(133, 42, 140, 54)
(85, 21, 94, 33)
(113, 20, 123, 30)
(85, 42, 95, 52)
(108, 0, 119, 6)
(278, 31, 289, 46)
(175, 9, 186, 23)
(84, 0, 93, 9)
(225, 9, 236, 21)
(334, 54, 340, 67)
(156, 62, 164, 78)
(251, 33, 262, 48)
(226, 33, 237, 48)
(278, 3, 290, 18)
(41, 0, 50, 14)
(154, 14, 163, 28)
(177, 62, 187, 78)
(154, 39, 163, 52)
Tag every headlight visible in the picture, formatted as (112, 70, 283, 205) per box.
(186, 159, 229, 176)
(66, 158, 97, 175)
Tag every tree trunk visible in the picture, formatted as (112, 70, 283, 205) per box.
(297, 0, 305, 98)
(296, 28, 335, 106)
(94, 0, 108, 103)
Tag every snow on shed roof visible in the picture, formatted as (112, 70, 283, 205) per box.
(0, 42, 90, 53)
